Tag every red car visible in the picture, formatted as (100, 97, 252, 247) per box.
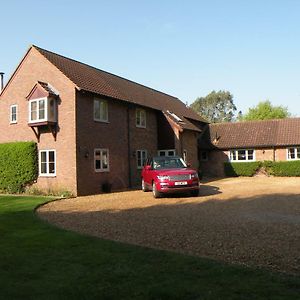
(141, 156, 200, 198)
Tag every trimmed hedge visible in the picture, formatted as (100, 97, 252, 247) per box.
(0, 142, 38, 193)
(268, 161, 300, 177)
(224, 161, 261, 177)
(224, 160, 300, 177)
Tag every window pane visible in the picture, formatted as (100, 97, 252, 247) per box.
(95, 150, 101, 158)
(140, 110, 146, 127)
(94, 100, 100, 120)
(39, 99, 45, 119)
(102, 150, 109, 169)
(49, 163, 55, 174)
(297, 148, 300, 159)
(230, 151, 236, 161)
(49, 151, 55, 163)
(31, 101, 37, 121)
(136, 110, 141, 126)
(95, 159, 101, 170)
(238, 150, 246, 160)
(159, 151, 165, 156)
(168, 150, 175, 157)
(41, 162, 47, 174)
(289, 148, 295, 159)
(100, 101, 108, 121)
(41, 151, 47, 163)
(247, 150, 254, 160)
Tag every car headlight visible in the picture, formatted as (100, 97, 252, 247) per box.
(191, 173, 198, 179)
(157, 175, 170, 181)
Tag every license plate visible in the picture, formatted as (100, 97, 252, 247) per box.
(175, 181, 188, 186)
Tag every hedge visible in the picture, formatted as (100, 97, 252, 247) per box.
(0, 142, 38, 193)
(267, 161, 300, 177)
(224, 161, 261, 177)
(224, 160, 300, 177)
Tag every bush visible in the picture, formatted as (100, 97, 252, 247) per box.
(267, 161, 300, 177)
(224, 162, 261, 177)
(0, 142, 38, 193)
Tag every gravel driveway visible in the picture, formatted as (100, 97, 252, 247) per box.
(38, 177, 300, 274)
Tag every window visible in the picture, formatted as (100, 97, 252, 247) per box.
(137, 150, 147, 169)
(229, 149, 255, 162)
(287, 147, 300, 160)
(158, 149, 176, 157)
(94, 98, 108, 122)
(94, 149, 109, 172)
(200, 151, 208, 161)
(136, 108, 146, 128)
(29, 97, 57, 123)
(183, 150, 188, 163)
(39, 150, 56, 176)
(10, 105, 18, 124)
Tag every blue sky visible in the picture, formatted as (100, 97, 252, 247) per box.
(1, 0, 300, 116)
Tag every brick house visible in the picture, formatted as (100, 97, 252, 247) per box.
(199, 118, 300, 177)
(0, 45, 207, 196)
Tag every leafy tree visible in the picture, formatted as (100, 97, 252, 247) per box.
(190, 90, 237, 123)
(241, 100, 290, 121)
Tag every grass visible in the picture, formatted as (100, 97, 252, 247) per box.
(0, 195, 299, 300)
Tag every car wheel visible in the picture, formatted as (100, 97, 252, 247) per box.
(190, 189, 199, 197)
(152, 182, 161, 198)
(142, 178, 149, 192)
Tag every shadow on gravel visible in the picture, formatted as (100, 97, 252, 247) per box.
(39, 193, 300, 275)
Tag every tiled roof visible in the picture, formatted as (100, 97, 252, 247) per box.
(199, 118, 300, 149)
(33, 46, 207, 125)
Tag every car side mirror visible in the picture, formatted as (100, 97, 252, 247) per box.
(145, 165, 152, 170)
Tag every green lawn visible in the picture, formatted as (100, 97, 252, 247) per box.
(0, 196, 299, 300)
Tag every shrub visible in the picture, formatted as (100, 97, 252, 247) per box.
(0, 142, 38, 193)
(266, 161, 300, 177)
(224, 162, 261, 177)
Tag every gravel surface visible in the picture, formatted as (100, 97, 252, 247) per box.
(38, 177, 300, 274)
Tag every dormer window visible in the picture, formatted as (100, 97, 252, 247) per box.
(29, 97, 57, 124)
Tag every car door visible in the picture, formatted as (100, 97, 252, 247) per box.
(143, 158, 152, 187)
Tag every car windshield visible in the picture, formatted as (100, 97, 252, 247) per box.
(152, 157, 187, 170)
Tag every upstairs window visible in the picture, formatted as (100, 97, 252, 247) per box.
(39, 150, 56, 176)
(10, 105, 18, 124)
(137, 150, 147, 169)
(94, 98, 108, 122)
(29, 97, 57, 123)
(287, 147, 300, 160)
(230, 149, 255, 162)
(136, 108, 146, 128)
(94, 149, 109, 172)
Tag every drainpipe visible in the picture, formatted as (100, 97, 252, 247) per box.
(0, 72, 4, 92)
(127, 106, 132, 188)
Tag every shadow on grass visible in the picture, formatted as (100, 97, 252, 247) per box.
(1, 194, 300, 300)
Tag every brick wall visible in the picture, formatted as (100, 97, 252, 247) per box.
(0, 47, 77, 195)
(76, 92, 158, 195)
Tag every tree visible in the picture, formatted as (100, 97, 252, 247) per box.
(241, 100, 290, 121)
(190, 90, 237, 123)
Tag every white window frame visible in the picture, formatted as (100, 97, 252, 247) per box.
(39, 150, 56, 177)
(136, 108, 146, 128)
(28, 97, 48, 123)
(10, 104, 18, 124)
(229, 149, 255, 162)
(287, 147, 300, 160)
(94, 98, 108, 122)
(183, 149, 188, 163)
(158, 149, 176, 157)
(94, 148, 110, 172)
(136, 150, 147, 169)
